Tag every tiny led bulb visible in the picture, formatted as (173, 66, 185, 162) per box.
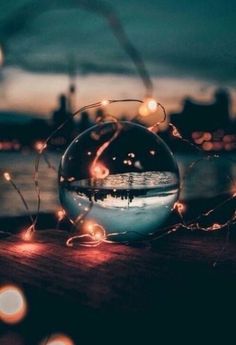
(93, 231, 103, 241)
(22, 225, 35, 241)
(34, 141, 47, 152)
(174, 202, 186, 213)
(147, 98, 158, 112)
(90, 162, 109, 179)
(139, 97, 158, 117)
(57, 209, 65, 221)
(101, 99, 109, 107)
(3, 172, 11, 181)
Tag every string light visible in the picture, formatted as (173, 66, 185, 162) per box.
(22, 224, 35, 241)
(139, 97, 158, 117)
(101, 99, 110, 107)
(90, 162, 110, 179)
(3, 171, 35, 237)
(0, 0, 233, 268)
(2, 98, 236, 254)
(3, 172, 11, 181)
(57, 209, 66, 221)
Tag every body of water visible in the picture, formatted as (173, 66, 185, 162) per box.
(0, 151, 235, 217)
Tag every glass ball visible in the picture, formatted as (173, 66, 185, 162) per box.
(59, 121, 179, 242)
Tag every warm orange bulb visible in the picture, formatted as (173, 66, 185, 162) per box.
(3, 172, 11, 181)
(101, 99, 109, 107)
(34, 141, 47, 152)
(174, 201, 186, 213)
(57, 209, 66, 221)
(0, 285, 27, 324)
(139, 97, 158, 117)
(90, 162, 109, 179)
(22, 225, 34, 241)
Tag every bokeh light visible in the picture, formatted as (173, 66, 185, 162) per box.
(0, 285, 27, 324)
(41, 334, 74, 345)
(139, 97, 157, 117)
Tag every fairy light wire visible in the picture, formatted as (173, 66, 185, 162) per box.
(33, 98, 144, 229)
(2, 94, 235, 250)
(3, 172, 34, 225)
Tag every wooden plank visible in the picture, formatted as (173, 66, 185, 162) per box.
(0, 226, 236, 312)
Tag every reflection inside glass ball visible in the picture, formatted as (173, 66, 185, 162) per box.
(59, 121, 179, 241)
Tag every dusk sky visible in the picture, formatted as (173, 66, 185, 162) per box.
(0, 0, 235, 117)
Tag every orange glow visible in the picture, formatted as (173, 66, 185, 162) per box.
(34, 141, 47, 152)
(14, 242, 44, 254)
(203, 132, 212, 141)
(146, 98, 158, 112)
(202, 142, 213, 151)
(192, 131, 203, 140)
(22, 231, 33, 242)
(93, 230, 104, 241)
(170, 125, 182, 138)
(41, 334, 74, 345)
(90, 162, 109, 179)
(0, 285, 27, 324)
(57, 209, 66, 221)
(22, 225, 34, 242)
(85, 221, 106, 241)
(3, 172, 11, 181)
(174, 201, 186, 213)
(139, 98, 157, 117)
(194, 138, 204, 145)
(211, 223, 221, 230)
(101, 99, 109, 107)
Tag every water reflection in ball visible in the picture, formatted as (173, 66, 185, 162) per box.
(59, 121, 179, 241)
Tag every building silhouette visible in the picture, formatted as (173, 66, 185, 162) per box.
(171, 89, 231, 136)
(51, 93, 75, 148)
(76, 111, 94, 134)
(169, 88, 236, 152)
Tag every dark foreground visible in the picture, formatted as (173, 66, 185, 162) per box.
(0, 195, 236, 344)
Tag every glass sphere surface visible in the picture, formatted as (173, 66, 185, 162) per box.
(59, 121, 179, 241)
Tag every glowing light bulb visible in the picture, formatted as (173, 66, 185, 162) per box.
(101, 99, 109, 107)
(174, 201, 186, 213)
(147, 98, 158, 112)
(34, 141, 47, 152)
(57, 209, 66, 221)
(22, 225, 34, 241)
(85, 222, 106, 242)
(0, 285, 27, 324)
(212, 223, 221, 230)
(139, 97, 158, 117)
(3, 172, 11, 181)
(90, 162, 110, 179)
(171, 126, 182, 139)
